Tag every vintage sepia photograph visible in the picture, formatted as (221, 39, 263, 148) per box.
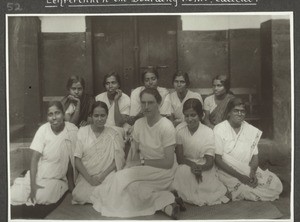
(7, 13, 293, 220)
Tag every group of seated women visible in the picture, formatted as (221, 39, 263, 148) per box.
(10, 68, 283, 219)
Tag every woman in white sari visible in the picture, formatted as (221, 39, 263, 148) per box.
(10, 101, 78, 218)
(91, 88, 180, 219)
(214, 97, 283, 201)
(172, 98, 229, 206)
(72, 101, 125, 204)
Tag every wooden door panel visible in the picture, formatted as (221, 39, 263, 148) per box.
(41, 33, 90, 96)
(92, 16, 178, 93)
(93, 32, 123, 93)
(91, 17, 135, 96)
(229, 29, 261, 89)
(138, 16, 178, 89)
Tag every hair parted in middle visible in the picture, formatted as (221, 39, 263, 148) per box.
(48, 101, 65, 114)
(90, 101, 109, 116)
(102, 71, 121, 88)
(212, 75, 231, 93)
(66, 75, 85, 90)
(224, 97, 246, 119)
(141, 66, 159, 83)
(172, 71, 190, 86)
(182, 98, 204, 119)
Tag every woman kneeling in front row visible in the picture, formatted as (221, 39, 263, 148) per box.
(214, 97, 283, 201)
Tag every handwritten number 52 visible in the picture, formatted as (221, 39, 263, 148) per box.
(7, 3, 23, 11)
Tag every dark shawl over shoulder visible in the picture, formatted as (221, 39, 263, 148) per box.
(209, 93, 234, 126)
(61, 94, 94, 127)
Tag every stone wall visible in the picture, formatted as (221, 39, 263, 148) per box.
(261, 19, 291, 154)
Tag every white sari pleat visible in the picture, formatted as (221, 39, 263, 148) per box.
(216, 121, 283, 201)
(72, 126, 125, 204)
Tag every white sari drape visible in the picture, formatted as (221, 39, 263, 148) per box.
(10, 122, 78, 206)
(72, 126, 125, 204)
(214, 121, 283, 201)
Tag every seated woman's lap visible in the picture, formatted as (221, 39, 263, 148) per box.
(115, 165, 175, 187)
(218, 168, 283, 201)
(11, 173, 68, 205)
(72, 175, 96, 204)
(174, 165, 227, 195)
